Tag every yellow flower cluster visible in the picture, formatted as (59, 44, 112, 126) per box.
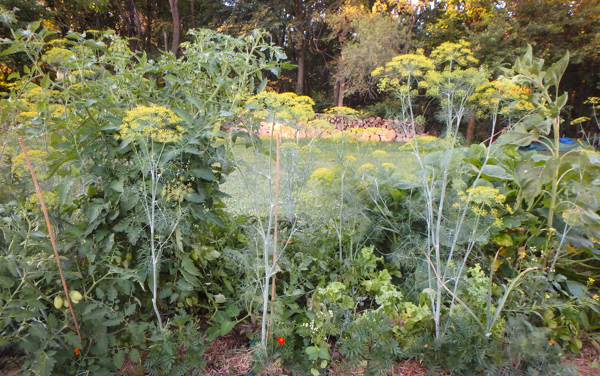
(246, 91, 315, 124)
(399, 134, 448, 152)
(381, 162, 396, 170)
(373, 150, 388, 157)
(562, 209, 584, 227)
(41, 47, 74, 67)
(118, 105, 183, 143)
(430, 40, 478, 67)
(12, 150, 49, 179)
(309, 167, 335, 185)
(471, 80, 534, 115)
(461, 186, 506, 205)
(372, 49, 434, 81)
(324, 106, 358, 116)
(161, 180, 193, 203)
(457, 186, 506, 227)
(359, 163, 375, 173)
(26, 191, 59, 213)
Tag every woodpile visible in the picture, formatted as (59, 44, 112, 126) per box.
(221, 114, 427, 142)
(317, 114, 426, 142)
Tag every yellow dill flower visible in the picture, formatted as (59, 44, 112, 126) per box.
(12, 150, 49, 179)
(26, 191, 59, 212)
(162, 181, 193, 203)
(119, 105, 183, 143)
(373, 150, 388, 157)
(466, 186, 505, 205)
(41, 47, 74, 67)
(360, 163, 375, 173)
(309, 168, 335, 185)
(381, 162, 395, 170)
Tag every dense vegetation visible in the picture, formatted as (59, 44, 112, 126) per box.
(1, 2, 600, 376)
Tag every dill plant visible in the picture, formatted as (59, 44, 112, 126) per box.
(227, 91, 323, 370)
(372, 40, 513, 338)
(116, 104, 187, 330)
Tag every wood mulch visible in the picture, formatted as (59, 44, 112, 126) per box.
(3, 331, 599, 375)
(563, 338, 600, 376)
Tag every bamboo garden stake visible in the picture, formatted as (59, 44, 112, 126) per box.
(18, 138, 83, 342)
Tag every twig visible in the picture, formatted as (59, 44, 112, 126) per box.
(18, 138, 83, 342)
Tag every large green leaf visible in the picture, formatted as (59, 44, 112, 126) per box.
(36, 351, 56, 376)
(481, 165, 513, 180)
(496, 123, 540, 146)
(190, 167, 215, 181)
(515, 159, 551, 208)
(181, 255, 201, 277)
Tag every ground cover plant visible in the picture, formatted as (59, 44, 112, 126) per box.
(0, 19, 599, 376)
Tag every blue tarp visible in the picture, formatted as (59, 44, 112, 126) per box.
(519, 138, 586, 151)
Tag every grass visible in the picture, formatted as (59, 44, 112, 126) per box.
(219, 136, 419, 216)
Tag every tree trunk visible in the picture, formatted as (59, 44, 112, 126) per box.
(125, 0, 139, 51)
(336, 22, 347, 108)
(190, 0, 197, 29)
(296, 39, 307, 95)
(337, 76, 345, 107)
(293, 0, 307, 95)
(143, 0, 153, 50)
(466, 109, 476, 142)
(169, 0, 181, 55)
(333, 80, 340, 106)
(112, 0, 133, 47)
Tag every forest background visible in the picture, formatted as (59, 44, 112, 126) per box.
(1, 0, 600, 141)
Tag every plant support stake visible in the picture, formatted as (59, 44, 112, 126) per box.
(18, 138, 83, 342)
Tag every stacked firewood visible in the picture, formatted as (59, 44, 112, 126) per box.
(223, 115, 427, 142)
(320, 115, 425, 141)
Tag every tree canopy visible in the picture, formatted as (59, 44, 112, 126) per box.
(1, 0, 599, 138)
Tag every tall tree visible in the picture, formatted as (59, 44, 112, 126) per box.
(169, 0, 180, 54)
(414, 0, 600, 137)
(326, 0, 419, 106)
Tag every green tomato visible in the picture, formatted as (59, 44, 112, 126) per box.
(69, 290, 83, 302)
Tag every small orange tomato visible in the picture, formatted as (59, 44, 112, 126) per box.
(277, 337, 285, 345)
(74, 348, 80, 355)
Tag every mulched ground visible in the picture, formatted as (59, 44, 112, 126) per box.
(2, 332, 599, 375)
(564, 338, 600, 376)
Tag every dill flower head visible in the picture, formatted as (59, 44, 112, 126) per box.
(12, 150, 49, 179)
(118, 105, 183, 143)
(309, 167, 335, 185)
(360, 163, 376, 173)
(464, 186, 506, 205)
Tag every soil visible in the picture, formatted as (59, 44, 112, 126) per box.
(2, 333, 599, 376)
(563, 337, 600, 376)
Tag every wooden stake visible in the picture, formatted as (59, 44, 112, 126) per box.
(18, 138, 82, 342)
